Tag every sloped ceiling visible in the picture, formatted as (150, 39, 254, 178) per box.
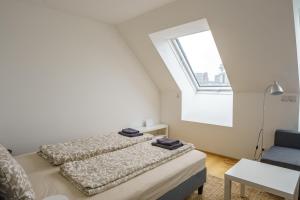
(118, 0, 299, 93)
(19, 0, 177, 24)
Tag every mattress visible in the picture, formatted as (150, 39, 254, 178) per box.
(15, 150, 206, 200)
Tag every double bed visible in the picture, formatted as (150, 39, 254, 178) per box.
(16, 150, 206, 200)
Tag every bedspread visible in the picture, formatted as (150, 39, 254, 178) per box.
(60, 140, 194, 196)
(38, 133, 153, 165)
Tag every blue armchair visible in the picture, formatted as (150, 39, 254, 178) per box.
(261, 129, 300, 171)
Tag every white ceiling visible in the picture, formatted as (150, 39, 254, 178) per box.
(22, 0, 177, 24)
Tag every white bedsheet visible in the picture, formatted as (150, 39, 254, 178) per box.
(16, 150, 206, 200)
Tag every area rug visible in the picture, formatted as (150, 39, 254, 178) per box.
(188, 175, 283, 200)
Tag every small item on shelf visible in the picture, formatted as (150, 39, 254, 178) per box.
(145, 119, 154, 127)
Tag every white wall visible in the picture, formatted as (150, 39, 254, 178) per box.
(293, 0, 300, 131)
(161, 91, 298, 159)
(118, 0, 299, 158)
(182, 93, 233, 127)
(0, 0, 160, 155)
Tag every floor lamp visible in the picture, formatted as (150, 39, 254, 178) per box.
(253, 81, 284, 160)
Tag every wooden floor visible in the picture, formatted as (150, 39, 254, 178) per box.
(205, 152, 238, 179)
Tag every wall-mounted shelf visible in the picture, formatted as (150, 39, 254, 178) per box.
(135, 124, 168, 137)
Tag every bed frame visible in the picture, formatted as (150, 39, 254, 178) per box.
(0, 168, 206, 200)
(158, 168, 206, 200)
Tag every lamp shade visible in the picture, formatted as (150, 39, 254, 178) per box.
(269, 81, 284, 95)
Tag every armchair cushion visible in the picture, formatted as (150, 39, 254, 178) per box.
(261, 146, 300, 171)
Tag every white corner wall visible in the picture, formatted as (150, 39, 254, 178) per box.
(0, 0, 160, 154)
(161, 91, 298, 159)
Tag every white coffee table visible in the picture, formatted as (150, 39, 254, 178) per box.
(224, 159, 300, 200)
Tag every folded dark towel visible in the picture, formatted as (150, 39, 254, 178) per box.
(157, 138, 180, 146)
(152, 142, 183, 150)
(119, 131, 143, 137)
(121, 128, 140, 134)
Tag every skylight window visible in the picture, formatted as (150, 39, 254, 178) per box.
(172, 31, 231, 91)
(149, 19, 233, 127)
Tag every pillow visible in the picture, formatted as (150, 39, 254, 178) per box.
(0, 144, 35, 200)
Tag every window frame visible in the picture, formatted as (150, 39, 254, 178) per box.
(170, 36, 232, 92)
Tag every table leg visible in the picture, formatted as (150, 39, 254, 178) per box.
(224, 176, 231, 200)
(294, 179, 299, 200)
(240, 183, 245, 198)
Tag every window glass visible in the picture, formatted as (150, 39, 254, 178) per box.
(175, 31, 231, 90)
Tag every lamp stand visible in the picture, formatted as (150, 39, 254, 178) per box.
(253, 87, 268, 160)
(253, 81, 284, 160)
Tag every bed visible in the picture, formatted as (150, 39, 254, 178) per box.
(15, 150, 206, 200)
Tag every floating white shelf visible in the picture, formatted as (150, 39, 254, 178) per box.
(135, 124, 168, 137)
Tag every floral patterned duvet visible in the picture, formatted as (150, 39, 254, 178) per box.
(60, 140, 194, 196)
(38, 133, 153, 165)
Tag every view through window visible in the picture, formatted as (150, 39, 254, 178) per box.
(173, 31, 231, 91)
